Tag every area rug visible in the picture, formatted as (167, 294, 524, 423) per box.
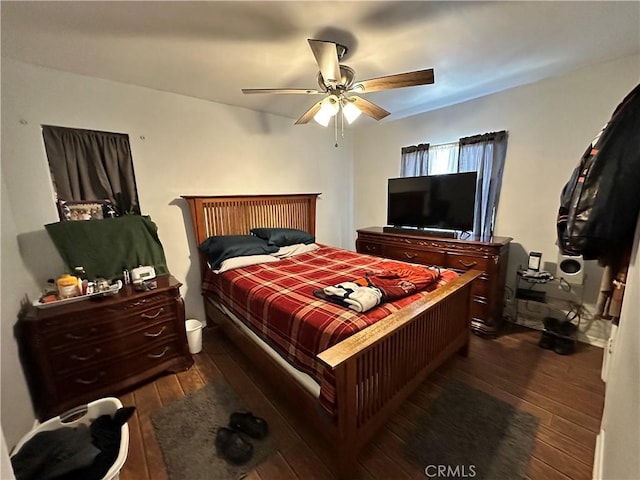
(151, 378, 277, 480)
(402, 380, 539, 480)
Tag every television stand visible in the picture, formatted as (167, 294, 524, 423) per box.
(383, 226, 458, 239)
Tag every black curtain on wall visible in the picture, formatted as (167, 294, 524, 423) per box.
(42, 125, 140, 215)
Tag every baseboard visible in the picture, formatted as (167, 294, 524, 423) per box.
(593, 429, 605, 480)
(577, 331, 606, 349)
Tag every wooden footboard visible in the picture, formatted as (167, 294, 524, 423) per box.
(319, 269, 479, 476)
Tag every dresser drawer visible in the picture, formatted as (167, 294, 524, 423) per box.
(470, 296, 490, 324)
(56, 340, 182, 401)
(43, 301, 177, 350)
(356, 240, 383, 256)
(50, 318, 181, 375)
(40, 294, 173, 331)
(445, 252, 491, 273)
(471, 274, 491, 299)
(384, 245, 445, 266)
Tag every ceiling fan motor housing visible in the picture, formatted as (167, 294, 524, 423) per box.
(318, 65, 356, 93)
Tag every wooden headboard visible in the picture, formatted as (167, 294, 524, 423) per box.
(181, 193, 321, 275)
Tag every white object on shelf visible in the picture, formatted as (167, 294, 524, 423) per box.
(10, 397, 129, 480)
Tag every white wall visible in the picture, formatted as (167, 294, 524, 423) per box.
(598, 215, 640, 480)
(0, 58, 353, 447)
(353, 54, 640, 346)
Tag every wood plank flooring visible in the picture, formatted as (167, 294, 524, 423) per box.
(118, 325, 604, 479)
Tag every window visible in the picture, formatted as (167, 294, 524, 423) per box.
(42, 125, 141, 220)
(400, 131, 508, 238)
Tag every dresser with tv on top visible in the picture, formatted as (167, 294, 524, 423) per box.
(356, 227, 511, 337)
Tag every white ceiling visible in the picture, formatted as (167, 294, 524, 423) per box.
(2, 1, 639, 125)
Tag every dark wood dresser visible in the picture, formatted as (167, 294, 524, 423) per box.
(356, 227, 512, 337)
(17, 274, 193, 421)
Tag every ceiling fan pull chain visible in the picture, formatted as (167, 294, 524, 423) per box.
(334, 112, 339, 147)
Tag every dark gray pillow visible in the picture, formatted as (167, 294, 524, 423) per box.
(199, 235, 278, 270)
(250, 228, 315, 247)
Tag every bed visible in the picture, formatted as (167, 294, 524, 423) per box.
(182, 193, 480, 478)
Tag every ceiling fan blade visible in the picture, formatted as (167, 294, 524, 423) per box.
(294, 101, 323, 125)
(350, 96, 390, 121)
(308, 39, 341, 86)
(353, 68, 434, 93)
(242, 88, 323, 95)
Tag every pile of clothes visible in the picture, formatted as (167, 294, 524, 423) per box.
(314, 264, 442, 313)
(10, 407, 135, 480)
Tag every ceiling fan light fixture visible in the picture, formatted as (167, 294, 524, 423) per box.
(313, 95, 340, 126)
(342, 99, 362, 124)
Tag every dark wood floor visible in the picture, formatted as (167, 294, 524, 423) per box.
(118, 325, 605, 480)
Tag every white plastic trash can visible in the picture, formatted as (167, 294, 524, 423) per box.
(185, 319, 203, 354)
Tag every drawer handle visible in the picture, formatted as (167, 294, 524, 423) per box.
(458, 260, 478, 268)
(71, 348, 101, 361)
(403, 252, 418, 259)
(148, 347, 169, 359)
(131, 300, 149, 307)
(65, 328, 97, 340)
(365, 245, 376, 252)
(141, 308, 164, 319)
(75, 372, 104, 385)
(144, 326, 167, 338)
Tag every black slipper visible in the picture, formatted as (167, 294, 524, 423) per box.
(538, 331, 555, 350)
(558, 320, 577, 337)
(554, 337, 576, 355)
(229, 412, 269, 439)
(542, 317, 560, 332)
(215, 426, 253, 465)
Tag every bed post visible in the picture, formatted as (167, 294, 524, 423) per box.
(334, 360, 359, 479)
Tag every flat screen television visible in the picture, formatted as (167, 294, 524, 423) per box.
(386, 172, 477, 232)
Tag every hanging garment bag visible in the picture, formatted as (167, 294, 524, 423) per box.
(557, 83, 640, 260)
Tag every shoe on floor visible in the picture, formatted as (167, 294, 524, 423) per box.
(557, 320, 577, 337)
(542, 317, 561, 332)
(554, 337, 576, 355)
(229, 412, 269, 439)
(538, 331, 555, 350)
(215, 426, 253, 465)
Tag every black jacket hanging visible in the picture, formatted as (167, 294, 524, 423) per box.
(557, 83, 640, 261)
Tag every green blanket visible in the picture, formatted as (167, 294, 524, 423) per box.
(45, 215, 169, 281)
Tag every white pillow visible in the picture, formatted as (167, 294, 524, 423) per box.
(213, 254, 279, 274)
(272, 243, 320, 258)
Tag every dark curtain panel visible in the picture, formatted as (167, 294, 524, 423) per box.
(42, 125, 140, 215)
(458, 130, 508, 238)
(400, 143, 430, 176)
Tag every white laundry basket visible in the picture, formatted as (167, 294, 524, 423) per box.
(11, 397, 129, 480)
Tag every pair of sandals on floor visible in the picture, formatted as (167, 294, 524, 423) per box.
(215, 412, 269, 465)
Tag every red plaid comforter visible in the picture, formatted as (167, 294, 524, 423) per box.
(202, 245, 458, 415)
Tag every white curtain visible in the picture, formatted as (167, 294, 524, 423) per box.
(400, 143, 429, 176)
(427, 142, 459, 175)
(458, 131, 508, 238)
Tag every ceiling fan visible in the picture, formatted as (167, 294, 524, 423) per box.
(242, 39, 435, 126)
